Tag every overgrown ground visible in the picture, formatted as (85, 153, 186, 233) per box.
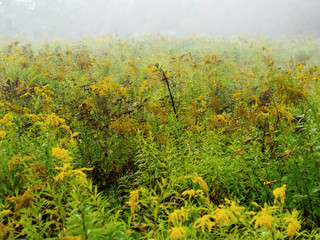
(0, 35, 320, 239)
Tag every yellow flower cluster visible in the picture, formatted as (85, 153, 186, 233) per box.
(273, 184, 286, 206)
(126, 189, 141, 219)
(169, 226, 187, 240)
(149, 104, 168, 124)
(192, 176, 209, 196)
(126, 59, 138, 74)
(9, 191, 34, 212)
(226, 198, 245, 220)
(45, 113, 66, 129)
(252, 212, 274, 232)
(181, 189, 204, 199)
(193, 214, 215, 232)
(0, 130, 6, 139)
(109, 115, 138, 135)
(213, 208, 237, 225)
(187, 178, 301, 238)
(139, 80, 148, 96)
(34, 84, 55, 112)
(8, 154, 36, 170)
(52, 147, 71, 162)
(193, 199, 244, 233)
(54, 163, 92, 183)
(250, 197, 280, 233)
(285, 212, 301, 240)
(81, 97, 96, 109)
(203, 52, 222, 65)
(168, 207, 188, 226)
(91, 76, 126, 97)
(76, 48, 92, 70)
(206, 113, 231, 129)
(250, 203, 275, 232)
(0, 113, 13, 126)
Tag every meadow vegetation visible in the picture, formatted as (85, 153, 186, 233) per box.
(0, 35, 320, 239)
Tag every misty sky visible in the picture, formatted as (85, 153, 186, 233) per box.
(0, 0, 319, 39)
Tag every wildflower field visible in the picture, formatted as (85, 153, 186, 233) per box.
(1, 35, 320, 239)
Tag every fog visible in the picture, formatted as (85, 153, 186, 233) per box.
(0, 0, 319, 39)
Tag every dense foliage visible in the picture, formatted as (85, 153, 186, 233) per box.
(0, 35, 320, 239)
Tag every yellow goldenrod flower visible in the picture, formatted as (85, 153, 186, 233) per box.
(192, 176, 209, 196)
(250, 203, 275, 232)
(252, 214, 274, 232)
(52, 147, 71, 162)
(169, 226, 187, 240)
(284, 209, 301, 240)
(59, 138, 69, 145)
(8, 154, 36, 170)
(181, 189, 203, 199)
(9, 191, 34, 212)
(149, 103, 168, 124)
(139, 80, 148, 95)
(169, 207, 188, 226)
(126, 189, 140, 219)
(0, 113, 13, 126)
(229, 200, 245, 217)
(109, 116, 138, 135)
(45, 113, 65, 128)
(54, 163, 92, 183)
(0, 130, 6, 139)
(81, 97, 96, 109)
(91, 76, 126, 97)
(213, 208, 236, 226)
(285, 218, 301, 240)
(273, 184, 286, 206)
(54, 163, 72, 182)
(60, 124, 72, 133)
(193, 214, 215, 232)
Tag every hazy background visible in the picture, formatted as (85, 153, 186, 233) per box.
(0, 0, 319, 39)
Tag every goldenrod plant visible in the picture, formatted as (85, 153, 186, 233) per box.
(0, 35, 320, 238)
